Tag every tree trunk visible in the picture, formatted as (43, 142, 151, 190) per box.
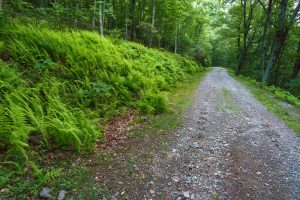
(291, 40, 300, 79)
(125, 0, 129, 39)
(149, 0, 156, 46)
(74, 3, 79, 28)
(235, 0, 247, 75)
(235, 0, 257, 75)
(237, 15, 241, 64)
(99, 2, 104, 36)
(0, 0, 3, 12)
(263, 0, 288, 84)
(129, 0, 136, 40)
(92, 0, 96, 30)
(259, 0, 272, 80)
(174, 25, 178, 54)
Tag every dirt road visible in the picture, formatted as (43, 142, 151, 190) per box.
(143, 68, 300, 200)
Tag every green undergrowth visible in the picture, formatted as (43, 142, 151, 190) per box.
(231, 72, 300, 135)
(229, 70, 300, 108)
(0, 70, 209, 199)
(131, 69, 210, 138)
(0, 21, 204, 189)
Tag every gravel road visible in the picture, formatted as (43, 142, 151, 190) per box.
(143, 68, 300, 200)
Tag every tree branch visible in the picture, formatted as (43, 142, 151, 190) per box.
(257, 0, 267, 14)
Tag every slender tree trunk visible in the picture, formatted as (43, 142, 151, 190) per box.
(129, 0, 136, 40)
(174, 25, 178, 54)
(235, 0, 247, 75)
(237, 16, 241, 64)
(263, 0, 288, 84)
(259, 0, 272, 80)
(125, 0, 129, 39)
(291, 40, 300, 79)
(92, 0, 96, 30)
(111, 0, 116, 29)
(99, 2, 104, 36)
(235, 0, 257, 75)
(0, 0, 3, 12)
(149, 0, 156, 46)
(74, 3, 79, 28)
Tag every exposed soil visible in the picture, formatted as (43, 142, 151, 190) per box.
(115, 67, 300, 200)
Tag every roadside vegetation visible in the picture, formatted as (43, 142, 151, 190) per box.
(0, 64, 208, 198)
(232, 74, 300, 135)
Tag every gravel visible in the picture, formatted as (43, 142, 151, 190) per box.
(143, 68, 300, 200)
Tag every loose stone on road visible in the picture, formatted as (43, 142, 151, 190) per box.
(145, 68, 300, 200)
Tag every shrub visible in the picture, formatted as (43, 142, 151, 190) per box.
(0, 62, 100, 162)
(239, 75, 300, 109)
(0, 41, 4, 54)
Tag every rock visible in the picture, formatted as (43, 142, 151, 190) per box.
(39, 187, 51, 199)
(191, 142, 199, 148)
(0, 188, 7, 193)
(150, 189, 155, 194)
(114, 192, 120, 197)
(163, 193, 173, 200)
(171, 176, 181, 183)
(193, 194, 202, 199)
(256, 171, 262, 175)
(183, 191, 190, 198)
(190, 193, 195, 199)
(212, 191, 218, 198)
(58, 190, 67, 200)
(166, 151, 175, 158)
(188, 127, 194, 131)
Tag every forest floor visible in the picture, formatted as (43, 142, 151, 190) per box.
(4, 68, 300, 200)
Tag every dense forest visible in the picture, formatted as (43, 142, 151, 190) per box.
(1, 0, 299, 95)
(0, 0, 300, 198)
(0, 0, 213, 66)
(211, 0, 300, 96)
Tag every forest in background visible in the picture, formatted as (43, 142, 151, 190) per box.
(211, 0, 300, 97)
(1, 0, 299, 97)
(0, 0, 213, 67)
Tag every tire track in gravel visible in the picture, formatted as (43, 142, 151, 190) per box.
(143, 67, 300, 200)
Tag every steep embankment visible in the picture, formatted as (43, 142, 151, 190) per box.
(0, 23, 203, 166)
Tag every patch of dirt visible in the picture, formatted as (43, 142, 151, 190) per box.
(98, 109, 136, 149)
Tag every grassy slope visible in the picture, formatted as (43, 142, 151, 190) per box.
(230, 73, 300, 135)
(0, 21, 208, 198)
(0, 70, 209, 199)
(0, 22, 204, 161)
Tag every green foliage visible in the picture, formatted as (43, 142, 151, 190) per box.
(0, 61, 100, 164)
(234, 74, 300, 135)
(137, 93, 168, 114)
(0, 22, 202, 167)
(240, 76, 300, 108)
(0, 41, 4, 54)
(286, 79, 300, 98)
